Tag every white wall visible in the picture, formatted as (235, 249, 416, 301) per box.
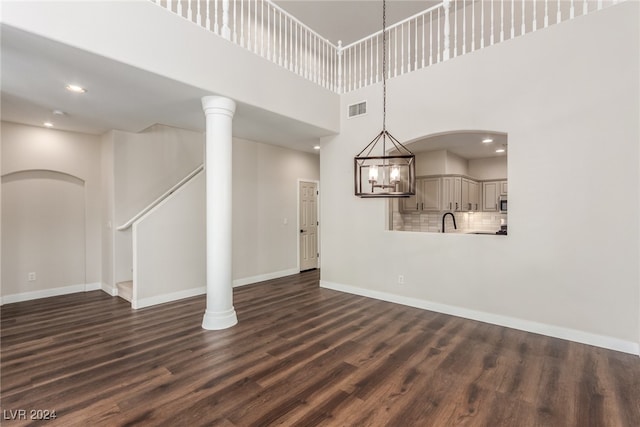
(133, 172, 206, 308)
(232, 137, 320, 283)
(1, 121, 102, 300)
(110, 124, 203, 284)
(320, 3, 639, 354)
(469, 156, 507, 180)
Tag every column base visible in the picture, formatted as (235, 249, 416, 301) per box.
(202, 307, 238, 330)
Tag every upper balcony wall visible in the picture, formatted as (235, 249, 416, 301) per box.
(1, 0, 339, 135)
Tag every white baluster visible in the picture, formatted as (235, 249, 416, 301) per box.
(295, 24, 298, 74)
(511, 0, 515, 38)
(267, 3, 271, 59)
(429, 12, 434, 65)
(453, 0, 457, 58)
(480, 0, 484, 48)
(500, 0, 504, 42)
(376, 34, 380, 83)
(247, 0, 252, 50)
(187, 0, 192, 20)
(472, 0, 475, 50)
(206, 0, 210, 30)
(583, 0, 588, 15)
(196, 0, 201, 26)
(369, 38, 373, 85)
(273, 8, 277, 62)
(260, 0, 264, 56)
(597, 0, 603, 11)
(279, 10, 282, 66)
(337, 41, 342, 93)
(394, 27, 398, 76)
(414, 18, 418, 70)
(462, 0, 467, 54)
(240, 0, 244, 47)
(214, 0, 219, 34)
(168, 0, 172, 12)
(388, 29, 392, 77)
(533, 0, 537, 29)
(522, 0, 526, 35)
(570, 0, 575, 19)
(443, 0, 450, 60)
(221, 0, 230, 39)
(490, 0, 495, 45)
(358, 42, 362, 88)
(177, 0, 182, 16)
(284, 16, 288, 69)
(557, 0, 561, 23)
(401, 24, 405, 74)
(232, 0, 237, 42)
(437, 7, 441, 62)
(544, 0, 549, 28)
(422, 15, 425, 68)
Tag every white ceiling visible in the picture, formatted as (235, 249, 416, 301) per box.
(274, 1, 440, 45)
(0, 24, 330, 153)
(406, 131, 508, 159)
(0, 1, 440, 154)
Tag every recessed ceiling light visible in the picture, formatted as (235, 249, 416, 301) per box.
(44, 122, 54, 128)
(313, 145, 321, 150)
(52, 109, 66, 116)
(66, 84, 87, 93)
(496, 148, 505, 153)
(482, 138, 493, 144)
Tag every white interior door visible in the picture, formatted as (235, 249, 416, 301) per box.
(299, 181, 318, 271)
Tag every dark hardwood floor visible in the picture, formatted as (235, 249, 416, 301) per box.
(2, 270, 639, 426)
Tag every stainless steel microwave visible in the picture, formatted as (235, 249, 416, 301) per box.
(499, 197, 507, 212)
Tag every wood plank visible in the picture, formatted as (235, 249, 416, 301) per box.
(2, 270, 639, 426)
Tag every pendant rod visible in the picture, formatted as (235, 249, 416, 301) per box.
(382, 0, 387, 155)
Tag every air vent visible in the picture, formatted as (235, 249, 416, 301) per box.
(348, 101, 367, 118)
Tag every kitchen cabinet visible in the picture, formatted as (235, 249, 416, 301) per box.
(462, 178, 480, 211)
(482, 180, 509, 212)
(500, 181, 508, 196)
(482, 181, 499, 212)
(441, 176, 461, 212)
(401, 177, 441, 212)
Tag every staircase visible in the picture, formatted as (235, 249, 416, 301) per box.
(116, 281, 133, 302)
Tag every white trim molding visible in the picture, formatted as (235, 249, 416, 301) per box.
(1, 283, 102, 305)
(233, 268, 299, 288)
(133, 286, 206, 310)
(320, 280, 640, 356)
(101, 282, 118, 297)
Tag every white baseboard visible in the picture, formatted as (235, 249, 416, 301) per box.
(233, 268, 299, 288)
(2, 283, 90, 305)
(101, 282, 118, 297)
(85, 282, 102, 291)
(320, 280, 640, 356)
(133, 286, 206, 309)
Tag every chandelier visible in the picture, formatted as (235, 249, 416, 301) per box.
(354, 0, 415, 198)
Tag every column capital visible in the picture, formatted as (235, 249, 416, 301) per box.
(201, 96, 236, 118)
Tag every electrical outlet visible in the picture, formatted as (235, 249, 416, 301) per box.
(28, 272, 36, 282)
(398, 275, 404, 285)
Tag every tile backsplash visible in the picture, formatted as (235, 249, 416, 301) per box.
(392, 205, 506, 234)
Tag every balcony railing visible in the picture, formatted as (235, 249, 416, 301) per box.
(152, 0, 623, 94)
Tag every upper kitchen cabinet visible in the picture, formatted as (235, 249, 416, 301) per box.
(401, 177, 441, 212)
(441, 176, 462, 212)
(462, 178, 480, 212)
(482, 180, 507, 212)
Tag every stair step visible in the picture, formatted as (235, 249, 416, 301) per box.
(116, 281, 133, 303)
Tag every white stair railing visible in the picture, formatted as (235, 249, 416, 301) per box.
(152, 0, 624, 94)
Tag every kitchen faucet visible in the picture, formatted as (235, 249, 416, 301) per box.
(442, 212, 457, 233)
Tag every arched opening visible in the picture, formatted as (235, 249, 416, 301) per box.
(2, 170, 86, 298)
(390, 130, 508, 234)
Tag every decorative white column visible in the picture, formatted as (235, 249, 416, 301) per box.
(201, 96, 238, 330)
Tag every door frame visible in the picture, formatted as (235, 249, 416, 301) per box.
(297, 179, 320, 272)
